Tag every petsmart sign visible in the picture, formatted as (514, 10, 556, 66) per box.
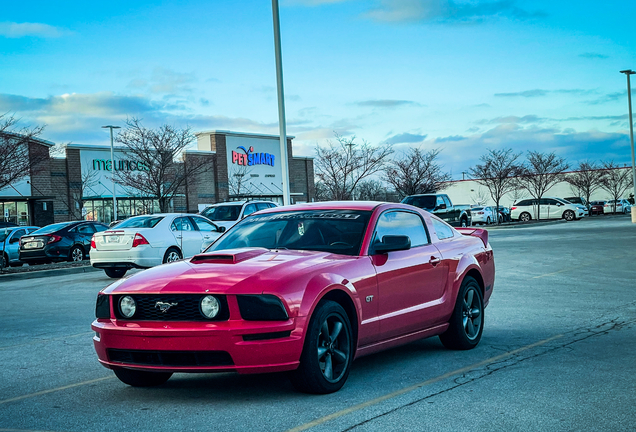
(231, 146, 275, 167)
(225, 135, 283, 193)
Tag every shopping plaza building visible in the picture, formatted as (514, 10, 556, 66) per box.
(0, 131, 315, 226)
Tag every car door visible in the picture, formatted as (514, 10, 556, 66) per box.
(190, 216, 222, 248)
(171, 217, 203, 258)
(370, 210, 448, 340)
(442, 195, 458, 224)
(75, 223, 96, 251)
(8, 229, 25, 261)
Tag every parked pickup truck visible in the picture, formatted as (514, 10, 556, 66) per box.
(401, 193, 472, 227)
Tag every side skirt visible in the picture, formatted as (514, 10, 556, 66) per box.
(354, 323, 449, 360)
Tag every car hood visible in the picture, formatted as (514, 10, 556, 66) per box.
(103, 247, 354, 295)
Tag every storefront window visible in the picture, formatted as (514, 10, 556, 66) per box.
(17, 202, 28, 226)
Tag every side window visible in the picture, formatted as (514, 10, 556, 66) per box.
(171, 217, 193, 231)
(77, 224, 95, 234)
(373, 211, 429, 248)
(436, 196, 445, 207)
(442, 196, 452, 207)
(243, 204, 257, 217)
(256, 203, 270, 211)
(11, 229, 26, 241)
(191, 217, 218, 232)
(546, 199, 559, 206)
(431, 218, 455, 240)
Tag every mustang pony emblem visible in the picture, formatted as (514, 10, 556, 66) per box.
(155, 301, 178, 313)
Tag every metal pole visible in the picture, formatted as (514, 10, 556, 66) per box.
(620, 70, 636, 223)
(272, 0, 291, 206)
(102, 125, 121, 222)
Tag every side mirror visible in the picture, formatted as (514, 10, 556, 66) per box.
(217, 226, 226, 233)
(438, 203, 447, 210)
(373, 235, 411, 254)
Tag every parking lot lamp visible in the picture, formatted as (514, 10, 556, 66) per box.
(620, 70, 636, 223)
(272, 0, 290, 206)
(102, 125, 121, 222)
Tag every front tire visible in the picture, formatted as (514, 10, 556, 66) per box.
(563, 210, 575, 221)
(104, 268, 127, 278)
(69, 246, 85, 262)
(520, 212, 531, 222)
(162, 247, 182, 264)
(113, 368, 172, 387)
(460, 218, 468, 227)
(290, 300, 353, 394)
(439, 276, 484, 350)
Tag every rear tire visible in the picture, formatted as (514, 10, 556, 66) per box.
(162, 247, 182, 264)
(460, 218, 468, 227)
(520, 212, 531, 222)
(113, 368, 172, 387)
(104, 268, 127, 278)
(290, 300, 353, 394)
(69, 246, 85, 262)
(439, 276, 484, 350)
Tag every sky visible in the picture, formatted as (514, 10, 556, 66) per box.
(1, 0, 635, 179)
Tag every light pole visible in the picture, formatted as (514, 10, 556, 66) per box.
(102, 125, 121, 222)
(272, 0, 291, 206)
(620, 70, 636, 223)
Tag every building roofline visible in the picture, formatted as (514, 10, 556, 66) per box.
(2, 132, 55, 147)
(194, 130, 295, 140)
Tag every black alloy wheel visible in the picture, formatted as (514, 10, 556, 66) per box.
(439, 276, 484, 350)
(461, 218, 468, 227)
(563, 210, 575, 221)
(69, 246, 85, 262)
(1, 253, 8, 269)
(290, 300, 353, 394)
(104, 268, 127, 278)
(520, 212, 531, 222)
(113, 368, 173, 387)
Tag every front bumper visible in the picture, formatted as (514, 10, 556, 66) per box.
(92, 313, 307, 374)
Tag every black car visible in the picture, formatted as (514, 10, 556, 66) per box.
(496, 206, 511, 222)
(19, 221, 108, 264)
(0, 222, 18, 228)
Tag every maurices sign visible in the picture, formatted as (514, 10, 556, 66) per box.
(92, 159, 150, 171)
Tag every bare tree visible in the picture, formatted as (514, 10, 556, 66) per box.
(470, 188, 490, 206)
(0, 114, 47, 190)
(115, 118, 213, 212)
(354, 179, 387, 201)
(564, 161, 604, 210)
(59, 168, 100, 219)
(599, 161, 632, 213)
(228, 164, 255, 199)
(384, 148, 451, 199)
(314, 134, 392, 200)
(517, 151, 569, 220)
(468, 148, 523, 224)
(313, 181, 330, 202)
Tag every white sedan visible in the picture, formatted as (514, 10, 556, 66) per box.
(471, 206, 497, 225)
(90, 214, 225, 278)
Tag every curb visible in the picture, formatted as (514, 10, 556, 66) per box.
(0, 265, 99, 282)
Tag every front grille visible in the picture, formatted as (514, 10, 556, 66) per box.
(113, 294, 229, 321)
(108, 349, 234, 367)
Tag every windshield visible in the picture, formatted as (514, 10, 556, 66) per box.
(115, 216, 164, 229)
(31, 222, 73, 235)
(402, 196, 436, 210)
(206, 209, 372, 256)
(201, 205, 241, 221)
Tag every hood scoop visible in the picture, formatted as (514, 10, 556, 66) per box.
(190, 248, 269, 264)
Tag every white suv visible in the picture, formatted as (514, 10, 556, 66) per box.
(511, 197, 585, 222)
(199, 200, 278, 231)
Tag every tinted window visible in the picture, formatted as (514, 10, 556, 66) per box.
(77, 224, 95, 234)
(201, 205, 241, 221)
(243, 204, 257, 217)
(191, 217, 219, 232)
(93, 224, 108, 232)
(372, 211, 429, 248)
(256, 203, 271, 211)
(442, 196, 452, 207)
(31, 222, 74, 235)
(432, 218, 455, 240)
(116, 216, 163, 229)
(171, 217, 194, 231)
(207, 210, 372, 256)
(10, 229, 26, 240)
(402, 195, 436, 210)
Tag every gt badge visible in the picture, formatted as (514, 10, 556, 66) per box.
(155, 301, 178, 313)
(366, 295, 374, 303)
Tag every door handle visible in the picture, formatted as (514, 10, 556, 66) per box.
(429, 256, 441, 266)
(175, 235, 182, 239)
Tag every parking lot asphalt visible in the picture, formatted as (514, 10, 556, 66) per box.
(0, 216, 634, 432)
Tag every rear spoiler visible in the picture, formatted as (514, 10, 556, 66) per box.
(455, 227, 489, 247)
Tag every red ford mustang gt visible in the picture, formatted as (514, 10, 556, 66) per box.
(92, 201, 495, 393)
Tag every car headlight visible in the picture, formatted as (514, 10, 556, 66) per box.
(200, 295, 220, 319)
(119, 295, 136, 318)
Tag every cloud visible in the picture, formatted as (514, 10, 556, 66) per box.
(579, 52, 609, 59)
(479, 114, 546, 124)
(364, 0, 546, 24)
(284, 0, 349, 5)
(383, 132, 428, 144)
(435, 135, 466, 142)
(494, 88, 596, 98)
(127, 67, 196, 96)
(0, 22, 67, 38)
(355, 99, 422, 108)
(479, 113, 627, 126)
(586, 91, 629, 105)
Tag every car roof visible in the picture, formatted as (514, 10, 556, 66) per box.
(256, 201, 387, 213)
